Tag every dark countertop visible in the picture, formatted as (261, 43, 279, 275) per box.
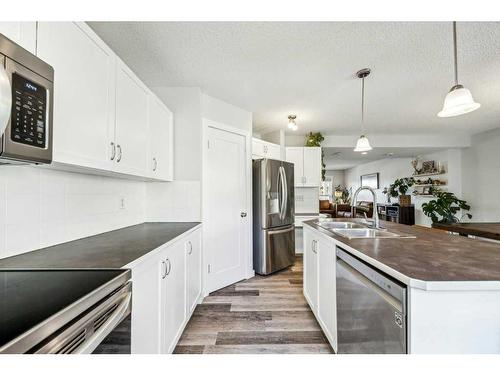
(304, 219, 500, 284)
(0, 222, 201, 269)
(432, 222, 500, 241)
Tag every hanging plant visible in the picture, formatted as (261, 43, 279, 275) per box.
(304, 132, 326, 181)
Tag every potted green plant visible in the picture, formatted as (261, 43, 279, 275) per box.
(422, 190, 472, 223)
(388, 177, 415, 206)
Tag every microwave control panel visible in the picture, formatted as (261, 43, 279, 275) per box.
(10, 72, 47, 148)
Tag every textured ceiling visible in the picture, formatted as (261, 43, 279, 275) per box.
(88, 22, 500, 136)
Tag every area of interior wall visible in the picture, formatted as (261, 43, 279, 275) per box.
(344, 149, 463, 227)
(461, 127, 500, 222)
(325, 170, 345, 188)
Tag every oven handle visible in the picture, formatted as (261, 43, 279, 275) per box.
(0, 62, 12, 136)
(76, 289, 132, 354)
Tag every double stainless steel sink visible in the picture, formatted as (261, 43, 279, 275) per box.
(316, 219, 414, 239)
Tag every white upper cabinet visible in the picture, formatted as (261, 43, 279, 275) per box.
(33, 22, 173, 181)
(0, 22, 37, 54)
(114, 60, 149, 177)
(303, 147, 322, 186)
(36, 22, 116, 171)
(286, 146, 321, 187)
(148, 94, 174, 181)
(252, 138, 281, 160)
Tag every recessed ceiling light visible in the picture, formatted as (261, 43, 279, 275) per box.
(361, 152, 368, 155)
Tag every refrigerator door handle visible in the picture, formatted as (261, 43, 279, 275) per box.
(277, 165, 283, 220)
(281, 166, 288, 219)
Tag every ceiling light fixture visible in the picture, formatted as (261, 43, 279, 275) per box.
(288, 115, 298, 131)
(354, 68, 373, 152)
(438, 22, 480, 117)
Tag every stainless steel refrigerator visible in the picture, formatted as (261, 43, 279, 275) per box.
(252, 159, 295, 275)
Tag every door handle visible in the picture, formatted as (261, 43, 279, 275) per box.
(116, 144, 122, 162)
(110, 142, 116, 161)
(165, 258, 171, 276)
(240, 212, 247, 218)
(161, 260, 167, 279)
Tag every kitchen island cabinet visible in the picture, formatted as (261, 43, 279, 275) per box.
(303, 219, 500, 354)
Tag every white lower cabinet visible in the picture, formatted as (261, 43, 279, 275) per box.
(160, 240, 187, 353)
(303, 226, 338, 352)
(304, 228, 318, 311)
(129, 226, 202, 354)
(317, 236, 337, 352)
(186, 231, 202, 315)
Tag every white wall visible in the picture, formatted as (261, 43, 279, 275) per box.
(344, 149, 463, 227)
(325, 170, 345, 188)
(201, 93, 252, 133)
(461, 127, 500, 222)
(0, 166, 146, 259)
(153, 87, 203, 181)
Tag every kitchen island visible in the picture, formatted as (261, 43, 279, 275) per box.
(303, 218, 500, 354)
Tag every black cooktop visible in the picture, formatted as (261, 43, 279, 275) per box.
(0, 269, 127, 350)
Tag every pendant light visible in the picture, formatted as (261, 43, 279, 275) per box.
(438, 22, 480, 117)
(288, 115, 298, 131)
(354, 68, 373, 152)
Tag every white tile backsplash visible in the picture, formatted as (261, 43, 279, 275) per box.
(0, 166, 147, 259)
(146, 180, 201, 222)
(294, 187, 319, 214)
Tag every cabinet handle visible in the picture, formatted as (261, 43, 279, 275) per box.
(153, 157, 158, 171)
(187, 241, 193, 255)
(312, 240, 317, 254)
(116, 144, 122, 163)
(161, 260, 167, 279)
(165, 258, 171, 276)
(110, 142, 116, 161)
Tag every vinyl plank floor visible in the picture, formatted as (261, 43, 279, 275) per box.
(174, 256, 334, 354)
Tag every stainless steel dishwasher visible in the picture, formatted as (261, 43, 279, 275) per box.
(336, 247, 407, 354)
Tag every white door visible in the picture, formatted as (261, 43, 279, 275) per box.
(148, 94, 173, 181)
(317, 238, 337, 352)
(115, 60, 149, 177)
(37, 22, 116, 170)
(303, 228, 318, 311)
(286, 147, 304, 186)
(161, 242, 186, 353)
(206, 126, 248, 292)
(303, 147, 322, 187)
(186, 230, 202, 314)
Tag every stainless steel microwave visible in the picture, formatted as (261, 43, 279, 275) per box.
(0, 33, 54, 164)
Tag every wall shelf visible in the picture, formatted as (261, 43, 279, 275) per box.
(411, 171, 446, 178)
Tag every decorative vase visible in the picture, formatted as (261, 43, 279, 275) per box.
(399, 195, 411, 207)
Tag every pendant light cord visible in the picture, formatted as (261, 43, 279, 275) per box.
(453, 21, 458, 87)
(361, 75, 365, 132)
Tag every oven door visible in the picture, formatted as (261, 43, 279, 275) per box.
(33, 282, 132, 354)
